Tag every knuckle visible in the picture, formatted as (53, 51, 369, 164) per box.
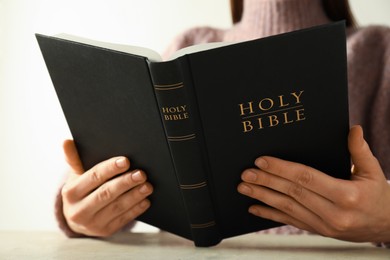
(66, 208, 86, 227)
(295, 170, 313, 186)
(281, 200, 295, 214)
(327, 213, 356, 236)
(96, 185, 113, 203)
(89, 169, 103, 184)
(89, 158, 124, 185)
(320, 227, 337, 238)
(111, 200, 126, 215)
(342, 188, 360, 207)
(336, 215, 356, 232)
(61, 184, 73, 200)
(287, 183, 304, 200)
(61, 183, 78, 203)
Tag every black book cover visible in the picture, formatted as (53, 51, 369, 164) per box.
(36, 21, 350, 247)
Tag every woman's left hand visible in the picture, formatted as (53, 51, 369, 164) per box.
(238, 125, 390, 243)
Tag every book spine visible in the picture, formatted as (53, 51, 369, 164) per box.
(149, 59, 221, 247)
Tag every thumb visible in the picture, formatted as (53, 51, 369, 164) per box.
(63, 139, 84, 174)
(348, 125, 383, 179)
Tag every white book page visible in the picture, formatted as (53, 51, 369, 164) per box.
(55, 33, 163, 62)
(168, 41, 233, 60)
(55, 34, 234, 62)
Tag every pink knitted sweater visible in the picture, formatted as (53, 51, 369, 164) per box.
(56, 0, 390, 244)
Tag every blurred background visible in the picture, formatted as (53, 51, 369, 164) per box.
(0, 0, 389, 232)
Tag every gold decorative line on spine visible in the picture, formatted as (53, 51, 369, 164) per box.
(191, 221, 216, 229)
(180, 181, 207, 190)
(154, 82, 184, 91)
(167, 134, 196, 142)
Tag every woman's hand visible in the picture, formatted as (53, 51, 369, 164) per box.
(238, 125, 390, 243)
(61, 140, 153, 237)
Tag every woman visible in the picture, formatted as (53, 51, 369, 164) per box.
(59, 0, 390, 247)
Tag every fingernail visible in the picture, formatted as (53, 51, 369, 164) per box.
(115, 157, 128, 168)
(238, 183, 252, 195)
(131, 170, 144, 182)
(139, 184, 150, 194)
(242, 170, 257, 182)
(255, 157, 268, 169)
(139, 200, 150, 209)
(249, 206, 258, 215)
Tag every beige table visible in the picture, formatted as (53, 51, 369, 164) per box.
(0, 231, 389, 259)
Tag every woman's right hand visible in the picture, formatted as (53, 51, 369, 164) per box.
(61, 140, 153, 237)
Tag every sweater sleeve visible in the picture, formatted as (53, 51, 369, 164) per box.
(368, 26, 390, 179)
(347, 26, 390, 179)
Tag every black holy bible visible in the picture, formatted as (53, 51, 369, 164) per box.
(36, 22, 350, 247)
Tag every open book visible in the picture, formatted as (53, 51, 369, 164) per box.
(56, 33, 233, 61)
(36, 21, 350, 247)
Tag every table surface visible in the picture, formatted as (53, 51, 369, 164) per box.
(0, 231, 389, 259)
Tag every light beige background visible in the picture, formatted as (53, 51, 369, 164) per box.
(0, 0, 389, 232)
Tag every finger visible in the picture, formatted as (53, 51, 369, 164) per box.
(75, 199, 151, 238)
(348, 125, 384, 179)
(63, 139, 84, 174)
(93, 182, 153, 228)
(62, 157, 132, 202)
(248, 204, 317, 234)
(63, 170, 149, 228)
(241, 169, 335, 220)
(238, 182, 326, 232)
(102, 199, 151, 237)
(84, 170, 149, 214)
(254, 156, 348, 202)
